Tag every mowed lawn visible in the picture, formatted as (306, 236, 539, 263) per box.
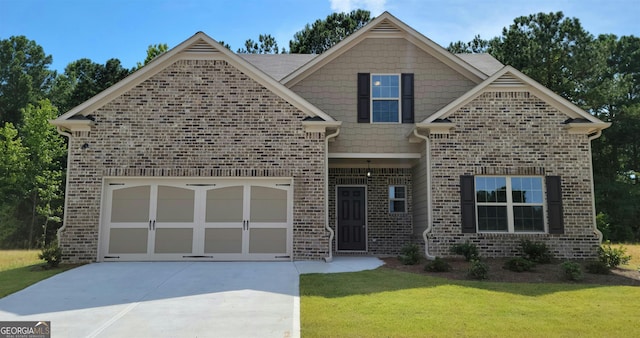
(301, 244, 640, 338)
(0, 250, 76, 298)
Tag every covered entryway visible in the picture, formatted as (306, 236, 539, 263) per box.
(100, 178, 292, 261)
(336, 186, 367, 251)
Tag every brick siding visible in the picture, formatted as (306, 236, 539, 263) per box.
(60, 59, 327, 262)
(428, 91, 600, 259)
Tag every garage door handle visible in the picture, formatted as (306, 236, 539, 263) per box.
(149, 220, 152, 230)
(152, 220, 156, 230)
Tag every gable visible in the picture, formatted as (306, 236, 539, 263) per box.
(283, 12, 487, 88)
(291, 38, 477, 123)
(419, 66, 610, 135)
(52, 32, 334, 131)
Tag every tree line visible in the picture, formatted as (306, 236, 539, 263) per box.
(0, 10, 637, 249)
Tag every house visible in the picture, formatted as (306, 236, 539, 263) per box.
(51, 12, 610, 263)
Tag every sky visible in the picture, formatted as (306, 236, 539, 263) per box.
(2, 0, 639, 73)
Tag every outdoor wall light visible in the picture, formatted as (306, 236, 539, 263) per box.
(366, 160, 372, 178)
(81, 143, 89, 149)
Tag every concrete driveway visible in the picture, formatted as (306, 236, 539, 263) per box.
(0, 257, 383, 338)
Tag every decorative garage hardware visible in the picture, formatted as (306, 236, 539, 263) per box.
(186, 183, 216, 186)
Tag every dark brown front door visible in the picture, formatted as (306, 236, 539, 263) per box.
(337, 187, 366, 251)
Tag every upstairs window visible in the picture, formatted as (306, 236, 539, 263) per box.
(357, 73, 414, 124)
(372, 75, 400, 123)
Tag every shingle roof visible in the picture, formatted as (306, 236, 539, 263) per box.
(455, 53, 504, 76)
(238, 54, 316, 81)
(238, 52, 502, 82)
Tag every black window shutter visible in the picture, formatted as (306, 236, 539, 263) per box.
(546, 176, 564, 234)
(460, 175, 477, 233)
(401, 73, 414, 123)
(357, 73, 370, 123)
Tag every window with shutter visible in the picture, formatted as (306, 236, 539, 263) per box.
(461, 175, 557, 234)
(357, 73, 414, 123)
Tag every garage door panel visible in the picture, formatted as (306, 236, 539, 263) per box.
(249, 228, 287, 254)
(250, 186, 287, 222)
(156, 186, 195, 222)
(109, 228, 148, 254)
(206, 186, 243, 222)
(111, 186, 150, 223)
(204, 228, 243, 253)
(154, 228, 193, 254)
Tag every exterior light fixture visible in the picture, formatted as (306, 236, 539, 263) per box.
(366, 160, 372, 178)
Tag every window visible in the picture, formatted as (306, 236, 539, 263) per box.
(357, 73, 413, 124)
(475, 176, 544, 233)
(372, 75, 400, 122)
(389, 185, 406, 213)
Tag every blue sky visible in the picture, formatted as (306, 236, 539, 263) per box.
(2, 0, 639, 73)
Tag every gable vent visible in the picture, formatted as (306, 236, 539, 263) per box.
(492, 73, 525, 87)
(185, 39, 219, 53)
(371, 20, 402, 34)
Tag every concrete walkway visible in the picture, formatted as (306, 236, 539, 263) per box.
(0, 257, 383, 338)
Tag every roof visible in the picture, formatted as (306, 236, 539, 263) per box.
(52, 32, 335, 129)
(455, 54, 503, 76)
(238, 54, 316, 81)
(238, 53, 502, 82)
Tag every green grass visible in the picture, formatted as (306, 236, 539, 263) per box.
(301, 268, 640, 337)
(0, 250, 77, 298)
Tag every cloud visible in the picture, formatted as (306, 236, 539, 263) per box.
(329, 0, 387, 15)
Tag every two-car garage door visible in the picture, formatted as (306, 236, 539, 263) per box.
(100, 178, 293, 261)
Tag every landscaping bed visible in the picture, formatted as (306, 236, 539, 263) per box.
(382, 256, 640, 286)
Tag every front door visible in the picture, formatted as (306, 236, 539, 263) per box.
(337, 186, 366, 251)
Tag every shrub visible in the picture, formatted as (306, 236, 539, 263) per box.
(398, 243, 421, 265)
(585, 260, 610, 275)
(519, 239, 552, 264)
(598, 241, 631, 268)
(424, 257, 451, 272)
(467, 259, 489, 280)
(39, 242, 62, 268)
(503, 257, 536, 272)
(561, 261, 583, 281)
(450, 241, 479, 261)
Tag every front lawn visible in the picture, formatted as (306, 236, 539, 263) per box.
(301, 268, 640, 337)
(0, 250, 77, 298)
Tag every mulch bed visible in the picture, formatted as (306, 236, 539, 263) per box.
(381, 257, 640, 286)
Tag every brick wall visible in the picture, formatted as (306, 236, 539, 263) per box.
(328, 168, 413, 255)
(60, 59, 327, 262)
(428, 91, 600, 259)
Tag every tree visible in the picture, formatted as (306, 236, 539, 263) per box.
(135, 43, 169, 69)
(289, 9, 372, 54)
(488, 12, 596, 103)
(0, 122, 29, 248)
(19, 100, 66, 247)
(447, 35, 490, 54)
(0, 36, 54, 126)
(237, 34, 280, 54)
(50, 58, 131, 113)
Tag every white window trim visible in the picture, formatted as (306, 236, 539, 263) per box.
(389, 185, 407, 213)
(371, 73, 401, 124)
(475, 176, 546, 234)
